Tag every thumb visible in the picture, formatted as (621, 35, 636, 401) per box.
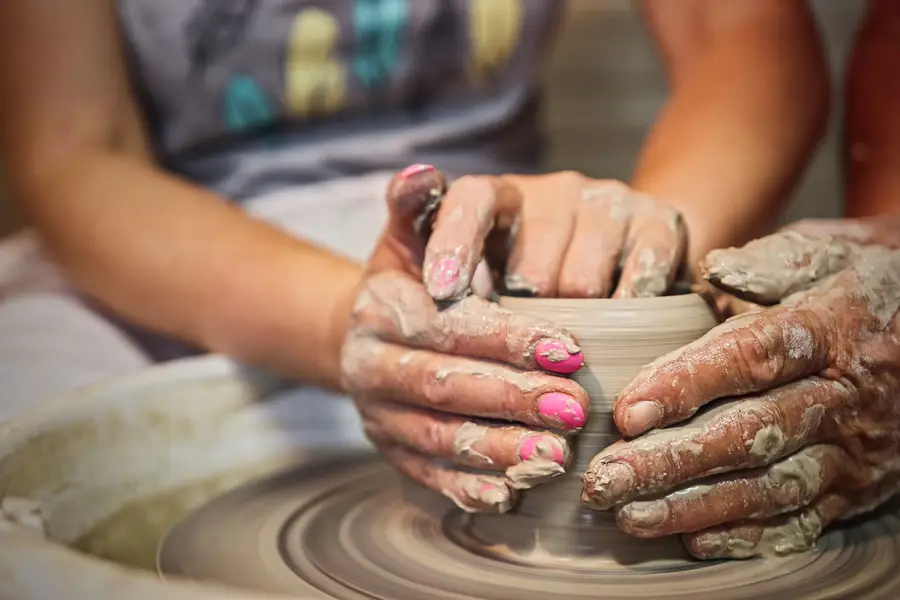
(701, 231, 855, 305)
(368, 164, 447, 274)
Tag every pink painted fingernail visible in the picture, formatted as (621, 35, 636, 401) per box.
(534, 339, 584, 374)
(537, 393, 586, 430)
(623, 401, 662, 435)
(428, 257, 460, 294)
(474, 481, 514, 512)
(399, 163, 436, 180)
(519, 435, 566, 465)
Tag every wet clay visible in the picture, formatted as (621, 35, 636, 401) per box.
(1, 497, 46, 537)
(452, 293, 718, 563)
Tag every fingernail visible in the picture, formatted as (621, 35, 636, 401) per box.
(534, 339, 584, 374)
(519, 434, 566, 465)
(472, 480, 514, 513)
(399, 163, 436, 180)
(538, 393, 586, 430)
(619, 500, 667, 530)
(623, 401, 662, 435)
(427, 257, 460, 294)
(584, 462, 635, 509)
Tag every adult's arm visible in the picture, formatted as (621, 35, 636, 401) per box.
(843, 0, 900, 219)
(633, 0, 830, 275)
(0, 0, 362, 389)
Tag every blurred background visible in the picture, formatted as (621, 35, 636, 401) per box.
(0, 0, 862, 239)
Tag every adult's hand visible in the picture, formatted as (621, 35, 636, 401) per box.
(581, 229, 900, 559)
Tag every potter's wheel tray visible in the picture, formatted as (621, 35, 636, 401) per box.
(158, 452, 900, 600)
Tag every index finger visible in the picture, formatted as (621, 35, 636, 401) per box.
(613, 306, 831, 437)
(423, 175, 507, 301)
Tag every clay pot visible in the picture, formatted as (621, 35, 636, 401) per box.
(460, 293, 718, 567)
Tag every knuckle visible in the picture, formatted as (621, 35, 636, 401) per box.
(421, 420, 448, 455)
(421, 380, 453, 409)
(558, 275, 601, 298)
(449, 174, 492, 199)
(362, 419, 388, 444)
(550, 170, 587, 188)
(580, 179, 630, 207)
(530, 276, 559, 298)
(731, 325, 785, 391)
(657, 204, 685, 235)
(734, 402, 786, 465)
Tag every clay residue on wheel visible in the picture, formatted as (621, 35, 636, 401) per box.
(0, 497, 46, 537)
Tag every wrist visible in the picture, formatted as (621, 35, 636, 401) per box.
(325, 267, 364, 393)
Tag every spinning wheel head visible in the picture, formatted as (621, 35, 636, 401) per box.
(157, 453, 900, 599)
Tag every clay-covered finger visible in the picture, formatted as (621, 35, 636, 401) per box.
(557, 181, 631, 298)
(371, 165, 449, 273)
(423, 175, 502, 300)
(701, 231, 855, 305)
(681, 492, 850, 560)
(351, 272, 584, 374)
(614, 203, 686, 299)
(379, 443, 517, 513)
(360, 401, 570, 489)
(613, 306, 831, 437)
(616, 444, 846, 538)
(502, 172, 580, 297)
(583, 378, 843, 509)
(343, 338, 589, 431)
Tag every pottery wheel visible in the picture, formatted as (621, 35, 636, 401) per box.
(158, 451, 900, 600)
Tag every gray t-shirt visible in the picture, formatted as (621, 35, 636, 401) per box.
(117, 0, 566, 199)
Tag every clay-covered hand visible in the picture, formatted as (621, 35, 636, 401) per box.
(783, 214, 900, 249)
(581, 229, 900, 559)
(341, 165, 592, 514)
(420, 170, 687, 300)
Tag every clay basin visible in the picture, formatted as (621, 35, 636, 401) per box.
(0, 356, 369, 600)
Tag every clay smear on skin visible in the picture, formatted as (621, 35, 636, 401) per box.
(629, 247, 671, 298)
(443, 478, 513, 514)
(452, 422, 494, 466)
(356, 279, 582, 366)
(698, 510, 823, 559)
(506, 435, 567, 490)
(587, 382, 833, 509)
(442, 297, 581, 363)
(616, 441, 826, 546)
(451, 420, 568, 490)
(425, 196, 496, 300)
(433, 365, 543, 394)
(702, 232, 855, 304)
(851, 246, 900, 328)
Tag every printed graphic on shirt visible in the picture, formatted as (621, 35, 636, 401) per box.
(117, 0, 561, 155)
(223, 74, 273, 132)
(468, 0, 524, 84)
(352, 0, 408, 89)
(284, 7, 348, 120)
(185, 0, 258, 75)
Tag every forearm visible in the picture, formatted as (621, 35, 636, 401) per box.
(633, 3, 829, 275)
(17, 151, 362, 390)
(844, 0, 900, 219)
